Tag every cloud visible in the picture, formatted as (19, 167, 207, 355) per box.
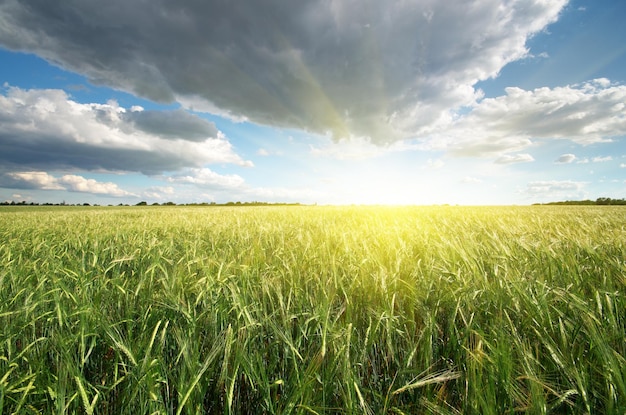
(4, 171, 65, 190)
(123, 108, 219, 141)
(523, 180, 587, 200)
(461, 176, 482, 184)
(556, 154, 576, 164)
(0, 0, 567, 144)
(592, 156, 612, 163)
(310, 136, 393, 160)
(163, 167, 321, 203)
(495, 153, 534, 164)
(239, 186, 322, 203)
(142, 186, 175, 200)
(166, 168, 246, 189)
(425, 158, 445, 170)
(0, 87, 251, 174)
(58, 175, 136, 197)
(525, 180, 585, 193)
(2, 171, 136, 197)
(436, 79, 626, 157)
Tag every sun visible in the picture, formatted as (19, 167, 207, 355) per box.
(324, 167, 425, 205)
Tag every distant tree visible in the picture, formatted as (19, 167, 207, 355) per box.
(597, 197, 610, 205)
(542, 197, 626, 206)
(136, 201, 147, 206)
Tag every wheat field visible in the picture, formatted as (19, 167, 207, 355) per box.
(0, 205, 624, 414)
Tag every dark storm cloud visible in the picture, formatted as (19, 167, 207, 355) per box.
(0, 87, 251, 174)
(123, 109, 219, 142)
(0, 0, 568, 143)
(0, 133, 197, 175)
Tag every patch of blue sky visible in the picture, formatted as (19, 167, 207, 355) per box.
(0, 49, 178, 111)
(476, 0, 626, 98)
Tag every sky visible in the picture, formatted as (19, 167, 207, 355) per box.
(1, 0, 625, 206)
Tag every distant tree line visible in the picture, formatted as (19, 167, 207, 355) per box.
(1, 200, 303, 207)
(139, 201, 304, 207)
(0, 201, 93, 206)
(535, 197, 626, 206)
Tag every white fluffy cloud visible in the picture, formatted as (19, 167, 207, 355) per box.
(142, 186, 176, 200)
(0, 0, 567, 144)
(58, 175, 136, 197)
(310, 137, 393, 160)
(4, 171, 136, 197)
(164, 168, 320, 203)
(0, 87, 251, 174)
(434, 79, 626, 157)
(166, 168, 246, 189)
(523, 180, 587, 200)
(495, 153, 534, 164)
(5, 171, 64, 190)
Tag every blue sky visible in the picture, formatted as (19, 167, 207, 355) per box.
(1, 0, 625, 205)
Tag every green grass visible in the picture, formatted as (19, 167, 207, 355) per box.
(0, 205, 624, 414)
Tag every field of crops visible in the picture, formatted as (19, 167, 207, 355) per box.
(0, 205, 624, 414)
